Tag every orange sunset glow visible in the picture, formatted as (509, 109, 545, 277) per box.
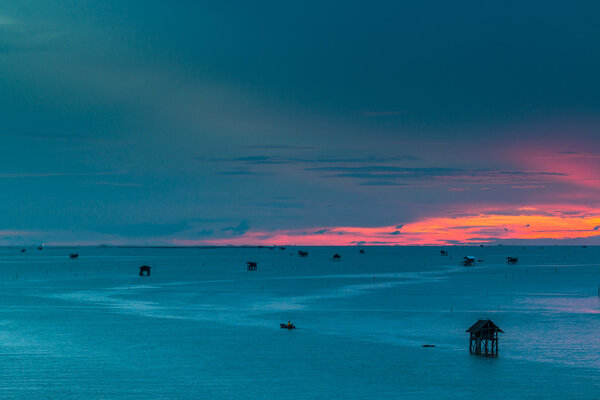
(173, 205, 600, 246)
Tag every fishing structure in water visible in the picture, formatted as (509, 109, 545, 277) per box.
(467, 319, 502, 357)
(247, 261, 257, 271)
(461, 256, 475, 267)
(139, 265, 151, 276)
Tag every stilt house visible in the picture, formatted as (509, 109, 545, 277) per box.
(139, 265, 151, 276)
(467, 319, 502, 357)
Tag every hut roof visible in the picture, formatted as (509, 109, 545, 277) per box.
(466, 319, 503, 333)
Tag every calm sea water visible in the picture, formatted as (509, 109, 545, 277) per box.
(0, 246, 597, 399)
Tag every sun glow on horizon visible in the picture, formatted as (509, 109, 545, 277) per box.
(172, 205, 600, 246)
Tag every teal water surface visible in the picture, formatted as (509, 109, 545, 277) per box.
(0, 246, 597, 399)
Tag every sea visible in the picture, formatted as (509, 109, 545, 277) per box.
(0, 246, 597, 399)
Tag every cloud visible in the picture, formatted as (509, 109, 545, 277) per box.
(511, 185, 546, 189)
(242, 145, 316, 150)
(536, 152, 600, 160)
(0, 13, 65, 53)
(216, 170, 269, 176)
(205, 155, 428, 183)
(81, 181, 142, 187)
(94, 222, 189, 237)
(306, 166, 565, 186)
(205, 155, 419, 165)
(257, 201, 303, 209)
(0, 171, 121, 178)
(232, 156, 293, 164)
(206, 158, 480, 192)
(0, 15, 18, 26)
(221, 221, 249, 235)
(357, 181, 407, 186)
(362, 111, 405, 117)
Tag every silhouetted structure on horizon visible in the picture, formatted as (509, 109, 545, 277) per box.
(440, 250, 448, 256)
(70, 253, 79, 260)
(298, 250, 308, 257)
(467, 319, 502, 357)
(332, 254, 341, 261)
(247, 261, 257, 271)
(507, 257, 518, 265)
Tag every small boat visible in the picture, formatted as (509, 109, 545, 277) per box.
(280, 323, 296, 330)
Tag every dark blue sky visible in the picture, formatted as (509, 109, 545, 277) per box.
(1, 1, 600, 245)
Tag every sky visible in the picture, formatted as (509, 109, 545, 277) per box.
(1, 1, 600, 246)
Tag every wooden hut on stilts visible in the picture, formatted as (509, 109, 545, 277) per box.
(467, 319, 502, 357)
(461, 256, 476, 266)
(139, 265, 151, 276)
(247, 261, 258, 271)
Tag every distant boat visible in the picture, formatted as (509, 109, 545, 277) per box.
(37, 244, 44, 250)
(280, 323, 296, 330)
